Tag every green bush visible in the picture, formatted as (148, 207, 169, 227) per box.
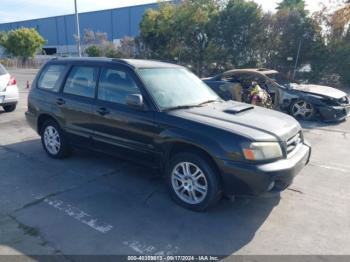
(85, 45, 102, 57)
(105, 46, 122, 58)
(0, 28, 45, 62)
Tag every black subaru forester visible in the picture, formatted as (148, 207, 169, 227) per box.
(26, 58, 311, 211)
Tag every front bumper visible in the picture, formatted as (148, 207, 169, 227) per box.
(318, 104, 350, 122)
(219, 142, 311, 195)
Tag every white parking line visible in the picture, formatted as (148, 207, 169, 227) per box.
(310, 162, 350, 173)
(43, 198, 113, 234)
(315, 165, 349, 173)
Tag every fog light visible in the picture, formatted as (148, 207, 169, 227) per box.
(267, 181, 275, 191)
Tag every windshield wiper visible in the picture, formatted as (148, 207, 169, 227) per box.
(163, 104, 200, 112)
(163, 100, 221, 111)
(197, 99, 221, 106)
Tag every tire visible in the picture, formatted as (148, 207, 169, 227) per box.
(289, 100, 315, 120)
(3, 104, 16, 112)
(40, 120, 70, 159)
(167, 152, 222, 212)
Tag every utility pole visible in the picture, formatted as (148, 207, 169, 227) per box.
(293, 39, 302, 79)
(74, 0, 82, 57)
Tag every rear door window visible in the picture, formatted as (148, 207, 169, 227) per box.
(97, 67, 140, 105)
(38, 64, 66, 91)
(63, 66, 99, 98)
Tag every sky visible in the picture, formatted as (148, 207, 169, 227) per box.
(0, 0, 326, 24)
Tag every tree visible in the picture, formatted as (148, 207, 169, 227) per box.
(312, 0, 350, 86)
(313, 0, 350, 41)
(138, 0, 348, 88)
(326, 2, 350, 85)
(173, 0, 220, 75)
(105, 42, 123, 58)
(213, 0, 264, 67)
(262, 7, 325, 79)
(119, 36, 137, 58)
(83, 31, 137, 58)
(277, 0, 307, 15)
(0, 28, 45, 62)
(0, 31, 6, 43)
(140, 2, 177, 60)
(140, 0, 220, 76)
(329, 2, 350, 40)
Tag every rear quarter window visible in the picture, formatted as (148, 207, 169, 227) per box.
(37, 64, 66, 91)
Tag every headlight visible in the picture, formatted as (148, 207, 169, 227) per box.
(242, 142, 282, 161)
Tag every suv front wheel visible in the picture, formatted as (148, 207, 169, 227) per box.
(41, 120, 70, 159)
(167, 152, 222, 211)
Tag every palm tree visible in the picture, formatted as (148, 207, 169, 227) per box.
(276, 0, 307, 13)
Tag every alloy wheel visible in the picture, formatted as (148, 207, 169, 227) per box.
(43, 126, 61, 155)
(291, 100, 313, 119)
(171, 162, 208, 205)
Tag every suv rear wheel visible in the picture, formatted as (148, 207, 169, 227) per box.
(3, 104, 16, 112)
(41, 120, 70, 159)
(167, 152, 222, 211)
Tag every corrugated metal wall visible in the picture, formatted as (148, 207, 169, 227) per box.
(0, 3, 158, 48)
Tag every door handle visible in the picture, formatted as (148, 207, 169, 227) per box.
(56, 98, 66, 105)
(96, 107, 110, 116)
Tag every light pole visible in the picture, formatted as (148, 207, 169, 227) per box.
(195, 30, 208, 77)
(293, 39, 302, 79)
(74, 0, 82, 57)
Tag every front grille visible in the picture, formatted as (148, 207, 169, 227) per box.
(286, 132, 302, 155)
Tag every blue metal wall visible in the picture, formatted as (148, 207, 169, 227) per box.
(0, 3, 158, 46)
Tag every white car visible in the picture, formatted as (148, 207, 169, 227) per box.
(0, 63, 19, 112)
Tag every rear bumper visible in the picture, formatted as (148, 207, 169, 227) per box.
(0, 100, 18, 106)
(0, 86, 19, 106)
(318, 104, 350, 122)
(25, 111, 38, 132)
(219, 142, 311, 195)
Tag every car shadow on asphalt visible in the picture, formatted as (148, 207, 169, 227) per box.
(1, 139, 280, 256)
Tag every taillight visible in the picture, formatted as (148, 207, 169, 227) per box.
(7, 76, 16, 86)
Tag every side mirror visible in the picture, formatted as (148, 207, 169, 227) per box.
(127, 94, 144, 109)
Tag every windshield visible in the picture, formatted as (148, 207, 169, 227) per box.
(138, 68, 220, 110)
(267, 73, 299, 87)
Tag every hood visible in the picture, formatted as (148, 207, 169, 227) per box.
(169, 101, 301, 142)
(293, 84, 347, 99)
